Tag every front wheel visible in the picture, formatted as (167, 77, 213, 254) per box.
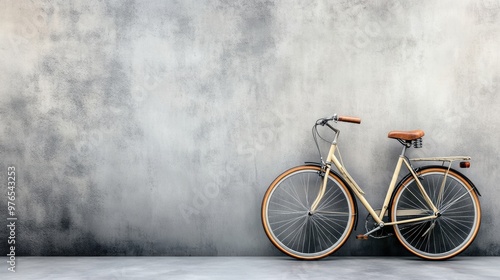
(391, 167, 481, 260)
(261, 165, 356, 260)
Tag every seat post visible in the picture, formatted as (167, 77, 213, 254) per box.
(400, 144, 408, 157)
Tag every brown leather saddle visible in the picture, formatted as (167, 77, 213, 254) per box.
(388, 130, 425, 141)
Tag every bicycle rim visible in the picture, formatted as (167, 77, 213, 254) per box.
(262, 166, 355, 260)
(391, 168, 481, 260)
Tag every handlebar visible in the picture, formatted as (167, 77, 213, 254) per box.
(312, 114, 360, 158)
(337, 115, 361, 124)
(316, 114, 362, 126)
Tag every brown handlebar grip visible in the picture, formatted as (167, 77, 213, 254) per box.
(338, 116, 361, 124)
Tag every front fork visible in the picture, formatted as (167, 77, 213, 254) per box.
(309, 143, 337, 214)
(309, 163, 331, 214)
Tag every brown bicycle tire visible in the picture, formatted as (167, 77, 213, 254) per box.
(390, 167, 481, 260)
(261, 165, 356, 260)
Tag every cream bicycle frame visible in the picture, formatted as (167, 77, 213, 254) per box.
(310, 140, 441, 228)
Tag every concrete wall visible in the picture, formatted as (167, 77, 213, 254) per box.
(1, 0, 499, 256)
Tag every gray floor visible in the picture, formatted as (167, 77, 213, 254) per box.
(1, 256, 499, 279)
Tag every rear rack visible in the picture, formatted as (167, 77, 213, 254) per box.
(411, 156, 471, 162)
(411, 156, 471, 168)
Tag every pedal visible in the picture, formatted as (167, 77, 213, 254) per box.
(356, 234, 368, 240)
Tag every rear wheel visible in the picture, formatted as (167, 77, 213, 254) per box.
(391, 167, 481, 260)
(261, 165, 356, 260)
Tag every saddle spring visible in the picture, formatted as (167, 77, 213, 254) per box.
(412, 138, 423, 148)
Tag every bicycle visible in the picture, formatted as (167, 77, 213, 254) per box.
(261, 114, 481, 260)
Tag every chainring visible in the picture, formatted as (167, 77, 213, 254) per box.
(364, 211, 394, 239)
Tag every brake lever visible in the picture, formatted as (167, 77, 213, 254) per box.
(316, 119, 327, 126)
(317, 114, 338, 126)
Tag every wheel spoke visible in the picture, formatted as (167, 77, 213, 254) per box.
(439, 190, 474, 214)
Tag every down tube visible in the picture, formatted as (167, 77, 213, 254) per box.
(330, 155, 382, 224)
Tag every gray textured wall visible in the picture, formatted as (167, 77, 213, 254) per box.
(1, 0, 499, 256)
